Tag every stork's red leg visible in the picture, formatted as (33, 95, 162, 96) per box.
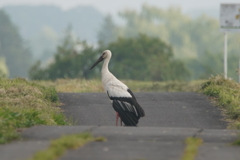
(116, 112, 119, 126)
(120, 118, 122, 126)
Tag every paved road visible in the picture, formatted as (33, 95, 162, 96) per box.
(1, 92, 240, 160)
(1, 126, 239, 160)
(58, 92, 227, 128)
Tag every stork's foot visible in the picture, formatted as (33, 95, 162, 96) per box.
(116, 112, 118, 126)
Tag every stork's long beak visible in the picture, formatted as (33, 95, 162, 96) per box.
(89, 55, 104, 70)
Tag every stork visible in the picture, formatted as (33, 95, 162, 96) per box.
(90, 50, 145, 126)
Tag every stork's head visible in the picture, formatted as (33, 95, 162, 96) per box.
(89, 50, 112, 70)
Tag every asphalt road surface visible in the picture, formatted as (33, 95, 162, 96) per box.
(2, 92, 240, 160)
(58, 92, 227, 129)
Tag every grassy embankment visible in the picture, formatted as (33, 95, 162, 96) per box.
(0, 78, 69, 144)
(36, 78, 204, 93)
(201, 76, 240, 129)
(201, 75, 240, 145)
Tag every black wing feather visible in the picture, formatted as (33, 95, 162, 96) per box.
(127, 89, 145, 117)
(112, 100, 138, 126)
(107, 89, 145, 126)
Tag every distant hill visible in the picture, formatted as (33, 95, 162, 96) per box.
(1, 5, 104, 61)
(2, 5, 104, 43)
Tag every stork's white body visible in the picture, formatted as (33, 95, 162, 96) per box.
(101, 56, 131, 99)
(90, 50, 145, 126)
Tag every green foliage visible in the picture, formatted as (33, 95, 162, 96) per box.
(115, 5, 239, 59)
(186, 51, 240, 81)
(0, 10, 32, 78)
(97, 4, 240, 81)
(29, 26, 98, 80)
(185, 52, 222, 80)
(201, 76, 240, 128)
(0, 78, 68, 144)
(98, 34, 190, 81)
(30, 26, 189, 81)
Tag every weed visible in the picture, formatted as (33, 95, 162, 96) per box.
(181, 137, 203, 160)
(29, 133, 106, 160)
(94, 136, 107, 142)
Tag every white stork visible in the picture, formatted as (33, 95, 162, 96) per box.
(90, 50, 145, 126)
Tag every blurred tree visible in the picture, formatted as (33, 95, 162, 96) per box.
(97, 14, 119, 46)
(30, 26, 58, 61)
(117, 5, 240, 58)
(98, 34, 190, 81)
(97, 4, 240, 81)
(108, 5, 197, 58)
(0, 10, 32, 78)
(30, 31, 190, 81)
(185, 51, 239, 80)
(185, 51, 222, 80)
(29, 26, 98, 80)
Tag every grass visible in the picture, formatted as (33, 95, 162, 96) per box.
(201, 75, 240, 129)
(123, 80, 204, 92)
(36, 79, 204, 93)
(29, 132, 106, 160)
(36, 79, 103, 93)
(181, 137, 203, 160)
(0, 78, 69, 144)
(200, 75, 240, 145)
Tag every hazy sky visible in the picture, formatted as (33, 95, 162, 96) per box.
(0, 0, 239, 14)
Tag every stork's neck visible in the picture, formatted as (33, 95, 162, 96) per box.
(101, 56, 111, 75)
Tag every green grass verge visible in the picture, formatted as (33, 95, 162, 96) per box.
(0, 78, 69, 144)
(28, 133, 106, 160)
(201, 75, 240, 129)
(36, 79, 204, 93)
(181, 137, 203, 160)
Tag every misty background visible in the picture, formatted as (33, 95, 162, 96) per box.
(0, 1, 239, 81)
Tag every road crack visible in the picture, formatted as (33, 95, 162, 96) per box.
(192, 128, 203, 138)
